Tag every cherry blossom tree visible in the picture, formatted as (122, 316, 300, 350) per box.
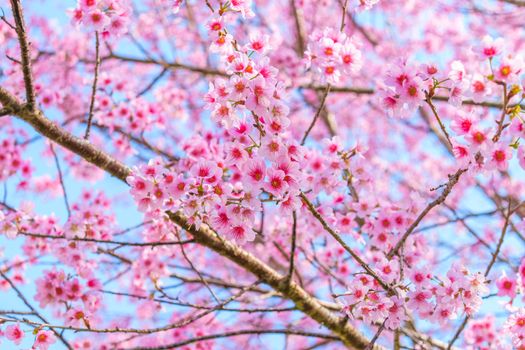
(1, 0, 525, 348)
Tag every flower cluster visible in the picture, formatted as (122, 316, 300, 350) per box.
(0, 137, 32, 183)
(63, 191, 116, 240)
(450, 111, 514, 172)
(343, 263, 488, 329)
(128, 12, 307, 244)
(505, 308, 525, 347)
(35, 269, 83, 308)
(0, 191, 116, 278)
(69, 0, 131, 37)
(379, 59, 429, 118)
(465, 315, 499, 348)
(305, 27, 363, 85)
(4, 323, 56, 350)
(33, 268, 101, 331)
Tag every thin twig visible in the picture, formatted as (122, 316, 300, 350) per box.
(492, 84, 508, 142)
(286, 211, 298, 285)
(174, 230, 221, 304)
(50, 144, 71, 218)
(301, 85, 331, 145)
(340, 0, 349, 31)
(446, 201, 514, 349)
(126, 329, 340, 350)
(0, 271, 73, 350)
(425, 93, 453, 148)
(300, 193, 393, 293)
(84, 31, 101, 140)
(136, 68, 168, 97)
(0, 281, 261, 335)
(387, 167, 467, 258)
(290, 0, 306, 55)
(304, 85, 521, 110)
(0, 7, 16, 30)
(18, 231, 194, 247)
(102, 289, 296, 313)
(364, 318, 387, 350)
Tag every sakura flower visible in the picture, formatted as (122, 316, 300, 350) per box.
(242, 157, 266, 191)
(433, 305, 457, 325)
(79, 0, 97, 11)
(210, 33, 234, 54)
(85, 9, 110, 31)
(245, 76, 272, 114)
(212, 101, 236, 127)
(264, 168, 289, 198)
(229, 0, 255, 18)
(473, 35, 504, 60)
(452, 142, 471, 166)
(227, 222, 256, 244)
(207, 18, 224, 33)
(339, 43, 362, 74)
(225, 142, 249, 166)
(495, 55, 524, 84)
(33, 330, 56, 350)
(450, 112, 474, 135)
(246, 32, 271, 54)
(466, 128, 490, 151)
(5, 323, 24, 345)
(449, 60, 466, 83)
(385, 296, 408, 329)
(190, 160, 221, 181)
(468, 74, 492, 103)
(509, 118, 525, 138)
(505, 308, 525, 347)
(496, 272, 518, 298)
(65, 308, 91, 328)
(259, 136, 286, 160)
(489, 146, 512, 171)
(407, 290, 432, 314)
(279, 193, 302, 213)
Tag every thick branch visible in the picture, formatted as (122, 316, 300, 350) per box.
(0, 85, 382, 349)
(9, 0, 36, 111)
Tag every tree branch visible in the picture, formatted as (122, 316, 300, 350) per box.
(387, 167, 467, 259)
(9, 0, 36, 111)
(125, 328, 341, 350)
(0, 85, 383, 349)
(84, 31, 101, 140)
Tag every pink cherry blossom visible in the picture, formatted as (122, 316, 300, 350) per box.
(5, 323, 24, 345)
(473, 35, 504, 60)
(33, 330, 56, 350)
(496, 272, 518, 298)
